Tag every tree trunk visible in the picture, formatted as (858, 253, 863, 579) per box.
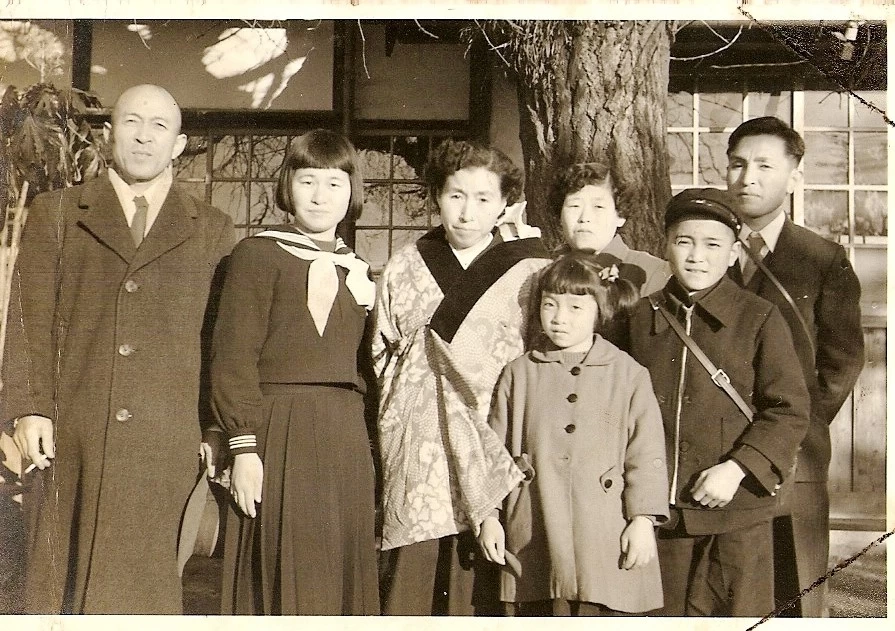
(482, 21, 673, 254)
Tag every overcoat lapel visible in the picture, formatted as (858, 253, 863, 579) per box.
(75, 177, 137, 263)
(132, 187, 198, 271)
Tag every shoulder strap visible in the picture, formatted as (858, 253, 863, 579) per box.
(649, 296, 754, 423)
(739, 237, 816, 356)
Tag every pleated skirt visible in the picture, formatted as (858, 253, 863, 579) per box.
(221, 384, 379, 615)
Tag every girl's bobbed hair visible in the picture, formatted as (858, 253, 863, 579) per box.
(425, 139, 523, 204)
(536, 251, 640, 330)
(275, 129, 364, 222)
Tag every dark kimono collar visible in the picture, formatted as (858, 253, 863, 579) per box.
(418, 225, 548, 343)
(530, 335, 621, 367)
(652, 275, 742, 332)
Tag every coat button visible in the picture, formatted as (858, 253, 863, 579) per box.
(124, 279, 139, 293)
(118, 344, 135, 356)
(115, 408, 132, 422)
(566, 393, 578, 403)
(564, 424, 576, 434)
(680, 441, 690, 452)
(570, 366, 581, 376)
(604, 479, 613, 489)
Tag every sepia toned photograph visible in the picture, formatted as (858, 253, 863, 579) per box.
(0, 7, 887, 623)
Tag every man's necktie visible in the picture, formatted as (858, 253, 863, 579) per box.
(131, 196, 148, 247)
(741, 231, 767, 285)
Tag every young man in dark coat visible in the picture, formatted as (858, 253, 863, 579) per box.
(628, 188, 809, 616)
(725, 117, 865, 617)
(4, 84, 235, 614)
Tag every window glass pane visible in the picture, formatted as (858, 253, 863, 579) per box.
(252, 136, 289, 179)
(668, 132, 693, 185)
(391, 229, 427, 259)
(804, 91, 848, 128)
(212, 136, 249, 179)
(392, 136, 430, 181)
(249, 182, 289, 227)
(804, 190, 848, 242)
(803, 132, 848, 185)
(360, 183, 391, 227)
(354, 228, 389, 273)
(392, 184, 429, 227)
(855, 191, 887, 239)
(854, 247, 887, 315)
(211, 181, 247, 225)
(175, 139, 210, 181)
(747, 92, 792, 124)
(854, 132, 887, 185)
(697, 133, 729, 186)
(356, 137, 393, 179)
(853, 91, 887, 128)
(699, 93, 742, 129)
(667, 92, 694, 128)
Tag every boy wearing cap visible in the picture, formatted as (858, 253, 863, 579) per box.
(627, 188, 809, 617)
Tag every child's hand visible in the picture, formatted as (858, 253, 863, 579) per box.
(620, 515, 657, 570)
(690, 459, 746, 508)
(231, 453, 264, 518)
(477, 515, 506, 565)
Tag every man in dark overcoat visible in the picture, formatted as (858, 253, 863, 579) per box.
(4, 84, 235, 614)
(725, 117, 865, 617)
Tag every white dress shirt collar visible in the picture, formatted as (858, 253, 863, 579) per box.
(107, 166, 174, 237)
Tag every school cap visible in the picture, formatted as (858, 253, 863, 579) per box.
(664, 188, 741, 234)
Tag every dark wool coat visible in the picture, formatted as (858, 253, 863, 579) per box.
(730, 218, 864, 482)
(2, 175, 234, 613)
(628, 277, 810, 535)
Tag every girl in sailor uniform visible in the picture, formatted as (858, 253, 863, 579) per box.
(211, 129, 379, 615)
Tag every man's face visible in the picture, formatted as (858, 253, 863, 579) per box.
(726, 134, 800, 229)
(109, 85, 187, 187)
(665, 218, 739, 292)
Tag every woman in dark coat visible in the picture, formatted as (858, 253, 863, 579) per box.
(211, 130, 379, 615)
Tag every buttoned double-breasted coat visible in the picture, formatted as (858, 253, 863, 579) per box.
(488, 337, 669, 613)
(3, 175, 234, 613)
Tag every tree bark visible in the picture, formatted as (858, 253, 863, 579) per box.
(482, 21, 673, 254)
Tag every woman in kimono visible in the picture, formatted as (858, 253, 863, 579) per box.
(373, 139, 551, 615)
(211, 130, 379, 614)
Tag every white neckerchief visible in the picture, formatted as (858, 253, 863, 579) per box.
(255, 230, 375, 336)
(108, 166, 173, 237)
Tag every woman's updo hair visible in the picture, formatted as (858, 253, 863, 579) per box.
(275, 129, 364, 222)
(536, 251, 640, 331)
(549, 160, 627, 220)
(425, 139, 523, 204)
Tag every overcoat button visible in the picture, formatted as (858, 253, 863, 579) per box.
(564, 424, 576, 434)
(570, 366, 581, 376)
(115, 408, 132, 422)
(118, 344, 135, 356)
(680, 441, 690, 452)
(604, 479, 613, 489)
(567, 393, 578, 403)
(124, 279, 139, 293)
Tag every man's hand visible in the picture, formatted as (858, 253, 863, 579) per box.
(12, 415, 55, 470)
(620, 515, 657, 570)
(230, 453, 263, 518)
(477, 515, 506, 565)
(690, 460, 746, 508)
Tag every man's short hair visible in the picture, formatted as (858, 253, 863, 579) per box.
(727, 117, 805, 164)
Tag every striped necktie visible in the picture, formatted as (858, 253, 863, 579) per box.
(741, 231, 767, 285)
(131, 196, 148, 247)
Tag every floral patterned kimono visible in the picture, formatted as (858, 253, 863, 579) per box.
(373, 224, 550, 551)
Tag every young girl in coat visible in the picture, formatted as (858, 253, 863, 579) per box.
(211, 129, 379, 615)
(478, 251, 669, 616)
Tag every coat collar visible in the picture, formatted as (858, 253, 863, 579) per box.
(530, 334, 621, 366)
(76, 173, 198, 269)
(651, 275, 742, 333)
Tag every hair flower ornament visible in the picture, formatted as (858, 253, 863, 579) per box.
(599, 264, 620, 283)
